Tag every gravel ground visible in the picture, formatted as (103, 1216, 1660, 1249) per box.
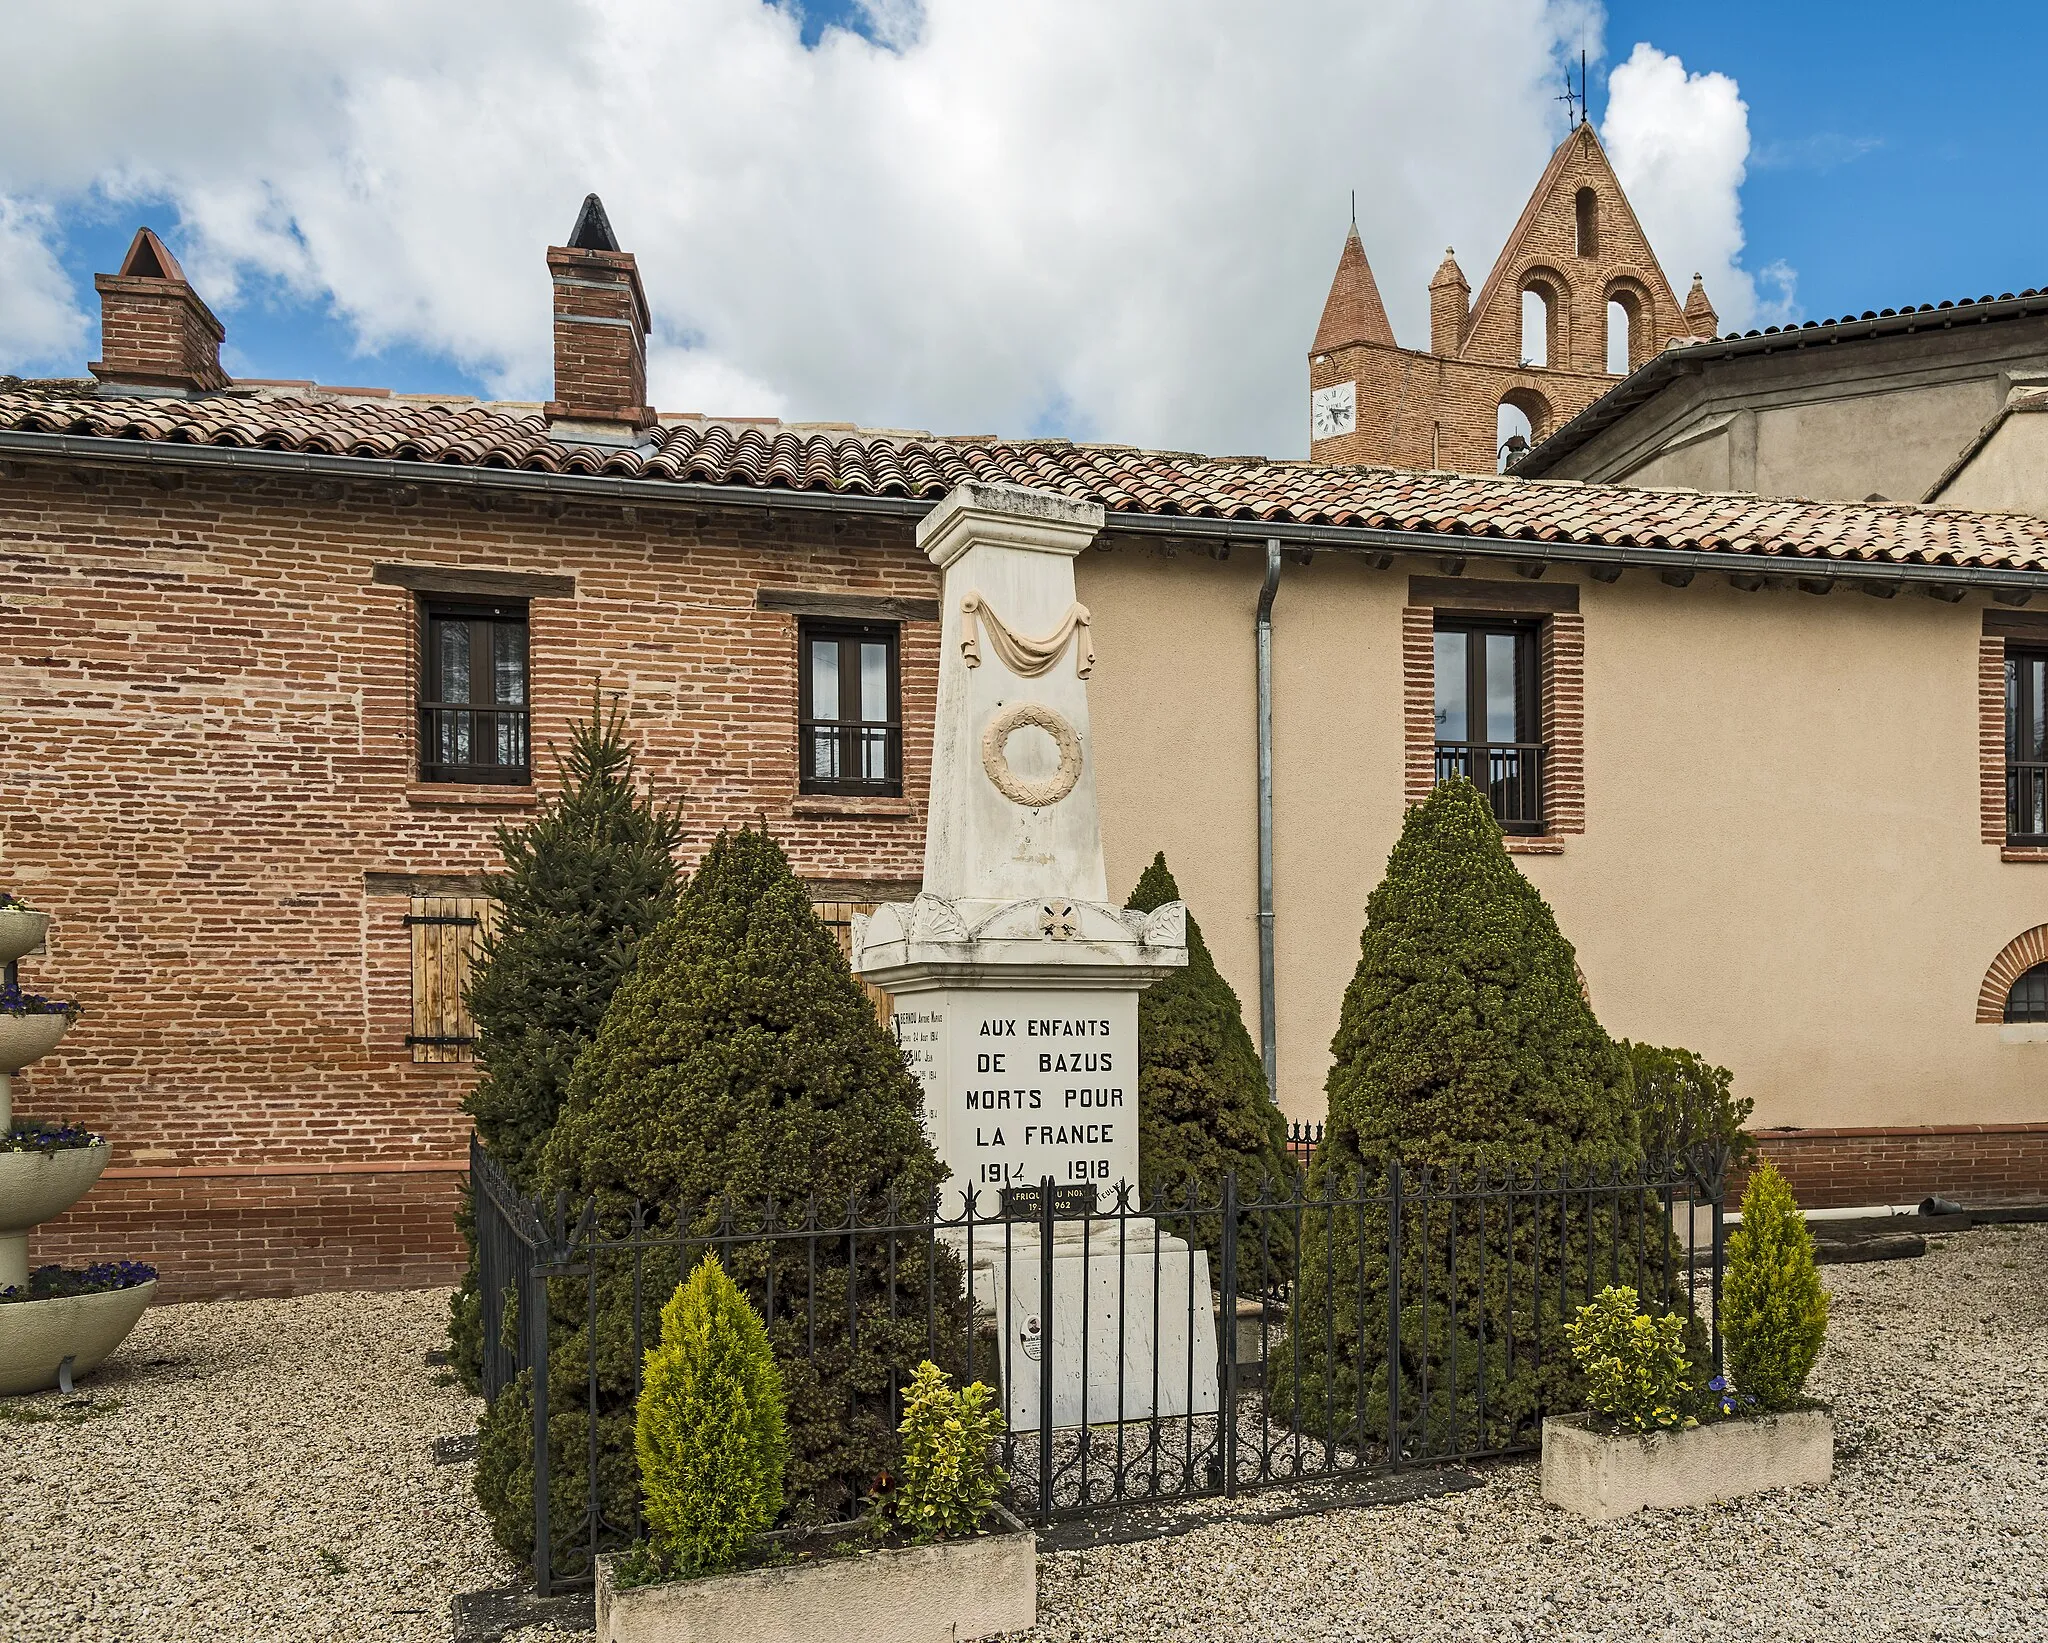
(1020, 1221, 2048, 1642)
(7, 1225, 2044, 1642)
(1, 1289, 514, 1643)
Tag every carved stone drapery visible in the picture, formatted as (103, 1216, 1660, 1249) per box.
(959, 592, 1094, 679)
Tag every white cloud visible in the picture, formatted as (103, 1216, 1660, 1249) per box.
(1600, 41, 1792, 334)
(0, 198, 88, 373)
(0, 4, 1780, 447)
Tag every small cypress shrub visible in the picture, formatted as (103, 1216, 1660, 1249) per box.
(1124, 854, 1301, 1284)
(892, 1360, 1005, 1542)
(1564, 1286, 1695, 1433)
(449, 697, 681, 1388)
(1623, 1041, 1755, 1170)
(636, 1255, 787, 1579)
(1723, 1160, 1830, 1410)
(1277, 779, 1651, 1449)
(475, 827, 965, 1568)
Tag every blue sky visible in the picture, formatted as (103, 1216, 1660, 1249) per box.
(2, 3, 2042, 451)
(1601, 0, 2047, 318)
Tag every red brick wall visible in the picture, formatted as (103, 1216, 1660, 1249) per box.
(2, 459, 936, 1293)
(1748, 1125, 2048, 1210)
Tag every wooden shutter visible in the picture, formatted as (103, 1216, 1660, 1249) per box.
(812, 899, 895, 1030)
(405, 895, 498, 1063)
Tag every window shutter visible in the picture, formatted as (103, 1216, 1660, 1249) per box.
(405, 895, 498, 1063)
(812, 899, 895, 1031)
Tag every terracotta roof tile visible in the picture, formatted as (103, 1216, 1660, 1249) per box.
(6, 382, 2048, 572)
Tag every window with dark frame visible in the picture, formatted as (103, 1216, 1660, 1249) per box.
(1433, 616, 1545, 833)
(2007, 961, 2048, 1024)
(799, 620, 902, 797)
(419, 600, 530, 784)
(2008, 646, 2048, 843)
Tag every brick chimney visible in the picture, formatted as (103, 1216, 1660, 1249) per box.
(545, 194, 654, 440)
(90, 227, 229, 396)
(1429, 248, 1470, 358)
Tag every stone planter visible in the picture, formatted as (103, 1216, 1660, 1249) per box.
(0, 1142, 111, 1289)
(1540, 1410, 1834, 1522)
(0, 907, 50, 965)
(0, 1010, 71, 1073)
(0, 1141, 110, 1232)
(595, 1509, 1037, 1643)
(0, 1278, 156, 1396)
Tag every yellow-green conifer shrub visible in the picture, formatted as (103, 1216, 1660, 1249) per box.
(1723, 1161, 1830, 1410)
(1564, 1286, 1694, 1433)
(635, 1254, 788, 1578)
(893, 1361, 1005, 1541)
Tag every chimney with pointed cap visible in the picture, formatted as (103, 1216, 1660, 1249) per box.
(1684, 273, 1720, 339)
(546, 194, 654, 440)
(1429, 248, 1470, 357)
(91, 228, 229, 396)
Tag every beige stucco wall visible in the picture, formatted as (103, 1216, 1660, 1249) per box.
(1933, 410, 2048, 516)
(1080, 548, 2048, 1132)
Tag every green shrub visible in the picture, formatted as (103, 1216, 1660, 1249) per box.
(450, 697, 682, 1389)
(892, 1360, 1005, 1541)
(1724, 1160, 1830, 1410)
(1277, 778, 1650, 1448)
(475, 827, 965, 1570)
(1125, 853, 1302, 1286)
(1564, 1286, 1695, 1433)
(1623, 1041, 1754, 1171)
(636, 1255, 787, 1579)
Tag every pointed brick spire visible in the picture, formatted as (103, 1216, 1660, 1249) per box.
(1429, 247, 1470, 356)
(1684, 273, 1720, 339)
(1312, 225, 1397, 353)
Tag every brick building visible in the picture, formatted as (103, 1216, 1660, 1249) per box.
(7, 207, 2048, 1299)
(1307, 121, 1719, 473)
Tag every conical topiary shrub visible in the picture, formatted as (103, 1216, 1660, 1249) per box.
(474, 828, 965, 1569)
(1723, 1160, 1829, 1410)
(1124, 852, 1300, 1286)
(635, 1254, 787, 1579)
(1277, 777, 1648, 1451)
(448, 696, 681, 1389)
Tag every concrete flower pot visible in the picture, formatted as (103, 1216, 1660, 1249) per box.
(0, 1142, 111, 1290)
(0, 907, 50, 966)
(0, 1010, 71, 1073)
(1540, 1409, 1834, 1522)
(0, 1278, 156, 1396)
(0, 1141, 110, 1233)
(595, 1508, 1037, 1643)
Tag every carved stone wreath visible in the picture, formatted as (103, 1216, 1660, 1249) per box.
(980, 700, 1084, 808)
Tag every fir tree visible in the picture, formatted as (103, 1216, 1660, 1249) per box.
(1125, 853, 1300, 1285)
(1723, 1161, 1829, 1410)
(1276, 778, 1653, 1450)
(475, 828, 966, 1567)
(449, 697, 681, 1387)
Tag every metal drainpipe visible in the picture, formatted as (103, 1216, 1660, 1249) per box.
(1256, 540, 1283, 1103)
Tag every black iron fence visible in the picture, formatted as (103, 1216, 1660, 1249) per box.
(473, 1136, 1725, 1595)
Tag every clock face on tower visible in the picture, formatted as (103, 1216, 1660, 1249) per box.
(1311, 379, 1357, 440)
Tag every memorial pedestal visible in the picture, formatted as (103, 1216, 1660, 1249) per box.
(946, 1215, 1218, 1432)
(855, 479, 1218, 1432)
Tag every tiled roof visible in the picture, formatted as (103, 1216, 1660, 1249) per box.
(1516, 286, 2048, 477)
(6, 380, 2048, 573)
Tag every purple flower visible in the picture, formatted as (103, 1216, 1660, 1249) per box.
(1708, 1376, 1727, 1392)
(0, 1262, 157, 1304)
(0, 980, 80, 1018)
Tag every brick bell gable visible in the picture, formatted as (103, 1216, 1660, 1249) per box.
(1308, 122, 1715, 475)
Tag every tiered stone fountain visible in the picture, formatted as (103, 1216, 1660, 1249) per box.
(0, 901, 155, 1396)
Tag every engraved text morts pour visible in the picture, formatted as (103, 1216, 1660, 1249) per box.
(854, 481, 1219, 1430)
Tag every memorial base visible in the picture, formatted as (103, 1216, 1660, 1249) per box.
(947, 1215, 1220, 1431)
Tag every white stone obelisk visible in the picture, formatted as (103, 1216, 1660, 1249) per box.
(855, 480, 1219, 1430)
